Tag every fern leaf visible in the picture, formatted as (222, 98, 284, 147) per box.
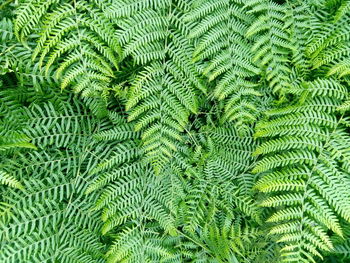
(254, 80, 350, 262)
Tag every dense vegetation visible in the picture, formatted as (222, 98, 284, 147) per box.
(1, 0, 350, 262)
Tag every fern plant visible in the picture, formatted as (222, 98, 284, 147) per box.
(2, 1, 350, 263)
(245, 0, 295, 95)
(100, 0, 206, 173)
(185, 0, 263, 132)
(85, 117, 182, 262)
(0, 95, 108, 263)
(14, 0, 121, 96)
(254, 79, 350, 262)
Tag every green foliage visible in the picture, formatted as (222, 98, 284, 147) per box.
(181, 125, 262, 232)
(86, 120, 181, 261)
(0, 96, 109, 263)
(14, 0, 121, 96)
(245, 0, 294, 95)
(1, 1, 350, 263)
(254, 79, 350, 262)
(176, 213, 281, 263)
(104, 0, 205, 172)
(0, 171, 23, 189)
(185, 0, 263, 132)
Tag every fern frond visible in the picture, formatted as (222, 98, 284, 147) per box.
(285, 3, 312, 76)
(178, 212, 280, 263)
(106, 224, 176, 263)
(183, 125, 262, 232)
(0, 97, 108, 263)
(85, 120, 189, 258)
(23, 100, 94, 148)
(186, 0, 262, 131)
(0, 171, 23, 189)
(14, 0, 121, 97)
(245, 0, 294, 94)
(254, 80, 350, 262)
(307, 12, 350, 76)
(334, 0, 350, 21)
(103, 1, 204, 173)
